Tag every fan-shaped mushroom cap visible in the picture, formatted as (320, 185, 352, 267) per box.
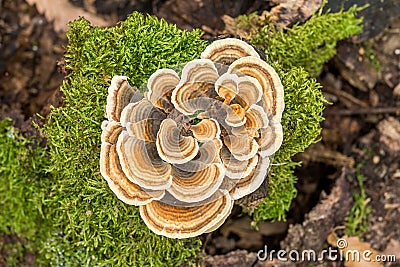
(225, 103, 247, 127)
(229, 156, 270, 200)
(201, 138, 223, 162)
(244, 104, 269, 130)
(106, 76, 139, 122)
(175, 138, 222, 173)
(235, 76, 263, 110)
(120, 99, 166, 127)
(258, 122, 283, 157)
(200, 38, 260, 65)
(147, 69, 180, 113)
(168, 163, 225, 203)
(101, 120, 122, 144)
(171, 59, 219, 115)
(190, 119, 221, 141)
(101, 142, 165, 205)
(221, 146, 259, 179)
(224, 134, 259, 161)
(180, 59, 219, 84)
(125, 118, 162, 142)
(215, 73, 239, 104)
(100, 121, 164, 205)
(203, 204, 233, 233)
(228, 56, 284, 122)
(156, 119, 199, 164)
(230, 104, 269, 137)
(117, 131, 172, 190)
(139, 190, 233, 238)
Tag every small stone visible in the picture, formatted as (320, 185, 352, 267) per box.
(377, 117, 400, 153)
(393, 83, 400, 96)
(372, 155, 380, 164)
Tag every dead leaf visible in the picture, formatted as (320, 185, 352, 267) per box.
(25, 0, 111, 32)
(327, 232, 383, 267)
(382, 238, 400, 262)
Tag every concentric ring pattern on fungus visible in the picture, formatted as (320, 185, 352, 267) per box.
(100, 38, 284, 238)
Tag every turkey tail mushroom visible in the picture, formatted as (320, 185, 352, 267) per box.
(201, 38, 260, 65)
(156, 119, 199, 164)
(100, 37, 286, 239)
(139, 190, 233, 239)
(228, 56, 284, 122)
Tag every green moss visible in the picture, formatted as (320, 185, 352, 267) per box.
(239, 5, 364, 77)
(253, 65, 327, 222)
(0, 7, 364, 265)
(359, 41, 382, 72)
(0, 118, 50, 264)
(41, 13, 205, 266)
(345, 164, 371, 237)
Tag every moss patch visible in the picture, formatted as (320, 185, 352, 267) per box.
(345, 164, 372, 237)
(0, 118, 50, 265)
(253, 65, 327, 222)
(0, 7, 365, 265)
(41, 14, 205, 266)
(239, 5, 364, 77)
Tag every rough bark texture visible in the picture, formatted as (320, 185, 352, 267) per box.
(281, 169, 353, 252)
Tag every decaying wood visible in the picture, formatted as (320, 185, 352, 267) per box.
(235, 178, 269, 214)
(281, 169, 353, 253)
(221, 0, 323, 38)
(267, 0, 323, 29)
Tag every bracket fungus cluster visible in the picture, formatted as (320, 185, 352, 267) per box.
(100, 38, 284, 238)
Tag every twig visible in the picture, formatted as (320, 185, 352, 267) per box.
(298, 143, 355, 168)
(324, 86, 369, 108)
(325, 107, 400, 116)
